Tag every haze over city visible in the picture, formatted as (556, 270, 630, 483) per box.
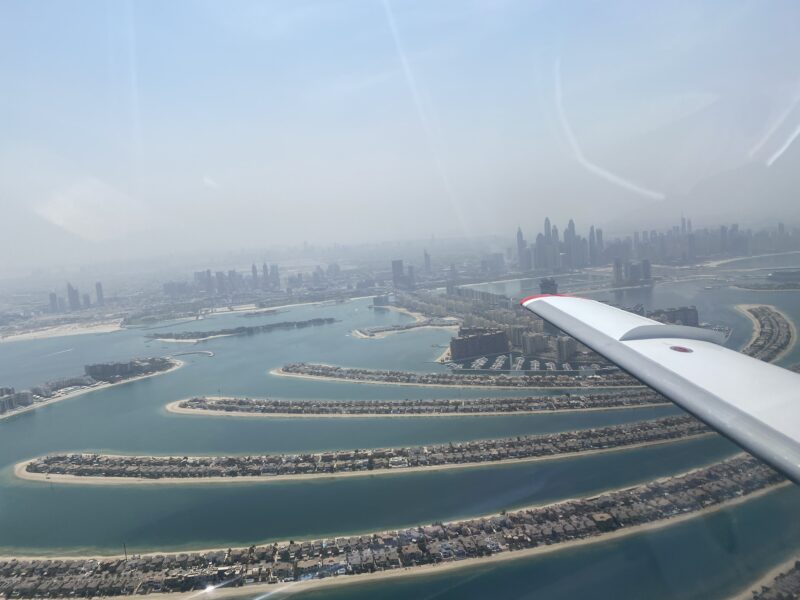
(3, 0, 800, 270)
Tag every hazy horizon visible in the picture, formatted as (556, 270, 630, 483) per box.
(3, 0, 800, 270)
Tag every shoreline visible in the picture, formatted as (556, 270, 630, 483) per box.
(735, 303, 798, 363)
(350, 324, 459, 341)
(0, 359, 185, 423)
(729, 553, 800, 600)
(164, 398, 673, 419)
(0, 319, 124, 343)
(13, 432, 713, 486)
(269, 367, 643, 391)
(0, 478, 786, 597)
(152, 333, 236, 344)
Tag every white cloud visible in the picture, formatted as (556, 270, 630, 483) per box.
(35, 178, 149, 242)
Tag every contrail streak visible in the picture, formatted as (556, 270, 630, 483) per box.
(554, 59, 665, 201)
(766, 120, 800, 167)
(382, 0, 470, 236)
(749, 89, 800, 159)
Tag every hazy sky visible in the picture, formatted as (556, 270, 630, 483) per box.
(2, 0, 800, 269)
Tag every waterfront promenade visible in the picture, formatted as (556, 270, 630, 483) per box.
(167, 391, 669, 418)
(18, 416, 709, 484)
(0, 456, 784, 599)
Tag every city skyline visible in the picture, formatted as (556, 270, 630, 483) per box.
(3, 0, 800, 269)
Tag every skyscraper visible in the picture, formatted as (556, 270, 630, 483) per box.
(391, 259, 405, 288)
(613, 258, 623, 286)
(49, 293, 59, 313)
(269, 264, 281, 290)
(423, 250, 431, 274)
(251, 264, 258, 287)
(516, 227, 531, 271)
(544, 217, 551, 243)
(95, 282, 104, 306)
(66, 283, 81, 311)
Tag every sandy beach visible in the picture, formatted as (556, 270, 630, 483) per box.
(704, 250, 800, 268)
(0, 359, 184, 424)
(0, 320, 124, 343)
(351, 323, 459, 341)
(729, 553, 800, 600)
(206, 296, 374, 317)
(153, 333, 236, 344)
(13, 432, 713, 486)
(164, 398, 671, 419)
(735, 303, 798, 362)
(1, 476, 786, 599)
(269, 367, 643, 391)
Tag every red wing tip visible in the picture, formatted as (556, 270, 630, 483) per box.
(520, 294, 565, 305)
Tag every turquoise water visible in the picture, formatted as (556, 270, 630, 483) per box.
(0, 280, 798, 597)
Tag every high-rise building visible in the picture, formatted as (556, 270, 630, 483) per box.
(540, 277, 558, 295)
(95, 282, 105, 306)
(589, 226, 597, 266)
(516, 227, 532, 271)
(423, 250, 431, 274)
(215, 271, 227, 294)
(66, 283, 81, 311)
(407, 265, 415, 289)
(642, 259, 652, 281)
(544, 217, 552, 243)
(49, 293, 59, 313)
(82, 293, 91, 309)
(251, 264, 258, 287)
(557, 336, 578, 363)
(391, 260, 405, 288)
(613, 258, 623, 286)
(269, 264, 281, 290)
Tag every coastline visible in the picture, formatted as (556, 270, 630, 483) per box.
(152, 333, 235, 344)
(729, 553, 800, 600)
(163, 398, 672, 419)
(146, 481, 790, 600)
(269, 367, 643, 391)
(350, 324, 459, 341)
(735, 303, 798, 362)
(0, 359, 185, 424)
(0, 479, 786, 597)
(13, 432, 714, 486)
(0, 319, 123, 343)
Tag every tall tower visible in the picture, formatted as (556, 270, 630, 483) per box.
(95, 282, 104, 306)
(544, 217, 552, 242)
(66, 283, 81, 311)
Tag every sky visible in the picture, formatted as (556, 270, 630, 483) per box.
(2, 0, 800, 269)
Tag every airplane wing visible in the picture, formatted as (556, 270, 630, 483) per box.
(521, 294, 800, 483)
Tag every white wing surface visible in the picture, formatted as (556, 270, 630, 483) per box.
(521, 294, 800, 483)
